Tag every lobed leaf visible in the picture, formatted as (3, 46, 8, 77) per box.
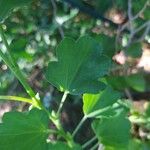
(0, 109, 49, 150)
(45, 36, 111, 95)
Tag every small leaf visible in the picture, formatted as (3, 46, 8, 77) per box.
(144, 8, 150, 20)
(0, 0, 32, 22)
(92, 112, 131, 148)
(94, 34, 116, 57)
(106, 76, 127, 90)
(0, 109, 49, 150)
(10, 38, 32, 61)
(126, 43, 142, 58)
(45, 36, 111, 95)
(125, 74, 145, 92)
(10, 38, 27, 52)
(83, 86, 121, 117)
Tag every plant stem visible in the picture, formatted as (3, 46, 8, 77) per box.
(72, 116, 87, 138)
(47, 129, 59, 134)
(82, 136, 97, 149)
(57, 91, 68, 115)
(0, 25, 73, 144)
(0, 25, 16, 66)
(87, 106, 111, 118)
(0, 24, 41, 107)
(0, 95, 33, 104)
(90, 142, 99, 150)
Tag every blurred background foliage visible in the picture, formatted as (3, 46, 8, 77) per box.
(0, 0, 150, 148)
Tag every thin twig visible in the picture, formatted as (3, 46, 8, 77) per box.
(135, 22, 150, 42)
(134, 21, 150, 34)
(125, 88, 133, 100)
(115, 25, 122, 52)
(56, 91, 68, 115)
(121, 0, 149, 32)
(82, 136, 97, 149)
(128, 0, 133, 29)
(51, 0, 65, 38)
(90, 142, 99, 150)
(98, 144, 104, 150)
(72, 116, 87, 138)
(116, 1, 149, 50)
(126, 21, 150, 47)
(0, 25, 41, 108)
(134, 0, 149, 19)
(127, 0, 134, 47)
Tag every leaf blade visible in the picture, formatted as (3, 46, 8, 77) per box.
(83, 87, 121, 116)
(92, 112, 131, 148)
(0, 109, 49, 150)
(45, 36, 111, 95)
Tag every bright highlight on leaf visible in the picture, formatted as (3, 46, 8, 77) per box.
(0, 0, 31, 23)
(45, 36, 111, 95)
(0, 109, 49, 150)
(83, 86, 121, 117)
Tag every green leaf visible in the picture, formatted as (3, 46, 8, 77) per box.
(83, 86, 121, 117)
(92, 112, 131, 148)
(95, 0, 127, 14)
(0, 109, 49, 150)
(95, 0, 113, 14)
(126, 43, 142, 58)
(105, 139, 150, 150)
(106, 76, 128, 90)
(107, 73, 146, 92)
(125, 74, 146, 92)
(128, 139, 150, 150)
(144, 8, 150, 20)
(94, 34, 116, 57)
(48, 142, 82, 150)
(45, 36, 111, 95)
(0, 0, 31, 22)
(132, 0, 147, 15)
(10, 38, 27, 52)
(115, 0, 128, 10)
(10, 38, 32, 61)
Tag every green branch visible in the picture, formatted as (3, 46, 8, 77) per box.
(0, 24, 41, 108)
(0, 95, 33, 104)
(0, 24, 76, 145)
(90, 142, 99, 150)
(72, 116, 87, 138)
(82, 136, 97, 149)
(57, 91, 68, 116)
